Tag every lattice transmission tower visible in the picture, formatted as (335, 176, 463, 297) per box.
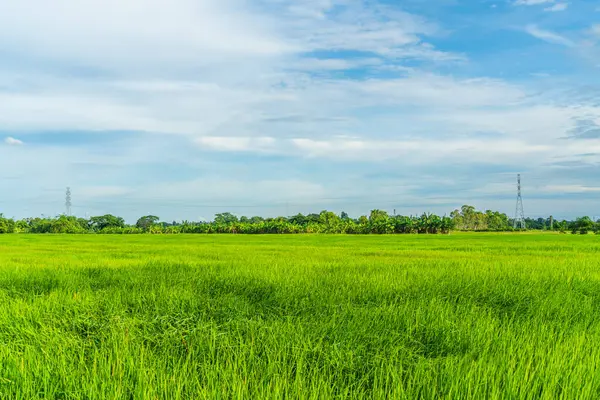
(513, 174, 525, 230)
(65, 187, 72, 216)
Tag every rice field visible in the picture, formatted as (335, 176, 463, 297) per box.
(0, 233, 599, 399)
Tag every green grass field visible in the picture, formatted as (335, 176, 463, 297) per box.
(1, 233, 599, 399)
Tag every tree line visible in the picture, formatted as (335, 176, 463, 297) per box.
(0, 205, 598, 235)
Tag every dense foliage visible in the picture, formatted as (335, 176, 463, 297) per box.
(0, 206, 598, 234)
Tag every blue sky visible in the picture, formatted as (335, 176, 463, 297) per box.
(2, 0, 600, 222)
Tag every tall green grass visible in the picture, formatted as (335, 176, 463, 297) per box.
(0, 233, 599, 399)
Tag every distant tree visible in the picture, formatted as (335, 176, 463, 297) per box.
(288, 213, 308, 226)
(306, 213, 320, 224)
(317, 211, 341, 233)
(89, 214, 126, 231)
(358, 215, 369, 226)
(214, 212, 238, 225)
(319, 210, 339, 224)
(571, 216, 595, 235)
(473, 212, 486, 231)
(369, 209, 393, 234)
(441, 216, 454, 234)
(525, 218, 545, 230)
(14, 220, 28, 233)
(450, 209, 464, 230)
(485, 210, 510, 231)
(136, 215, 160, 231)
(461, 205, 476, 229)
(49, 215, 85, 234)
(76, 218, 90, 231)
(557, 220, 569, 233)
(0, 214, 15, 234)
(249, 216, 264, 224)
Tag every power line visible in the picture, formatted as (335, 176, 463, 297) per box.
(65, 187, 72, 216)
(514, 174, 525, 230)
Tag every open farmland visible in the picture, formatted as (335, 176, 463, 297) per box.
(1, 234, 600, 399)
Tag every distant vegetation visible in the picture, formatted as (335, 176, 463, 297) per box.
(0, 205, 598, 234)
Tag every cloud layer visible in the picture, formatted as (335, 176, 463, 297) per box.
(1, 0, 600, 221)
(4, 137, 24, 146)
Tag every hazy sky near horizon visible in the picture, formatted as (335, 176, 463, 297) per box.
(2, 0, 600, 221)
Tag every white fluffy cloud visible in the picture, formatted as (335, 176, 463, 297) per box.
(515, 0, 554, 5)
(525, 25, 574, 46)
(0, 0, 289, 69)
(4, 137, 23, 145)
(196, 136, 277, 152)
(544, 3, 568, 12)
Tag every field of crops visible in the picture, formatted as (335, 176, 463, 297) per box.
(0, 233, 599, 399)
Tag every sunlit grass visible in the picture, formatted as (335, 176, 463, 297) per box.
(0, 233, 599, 399)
